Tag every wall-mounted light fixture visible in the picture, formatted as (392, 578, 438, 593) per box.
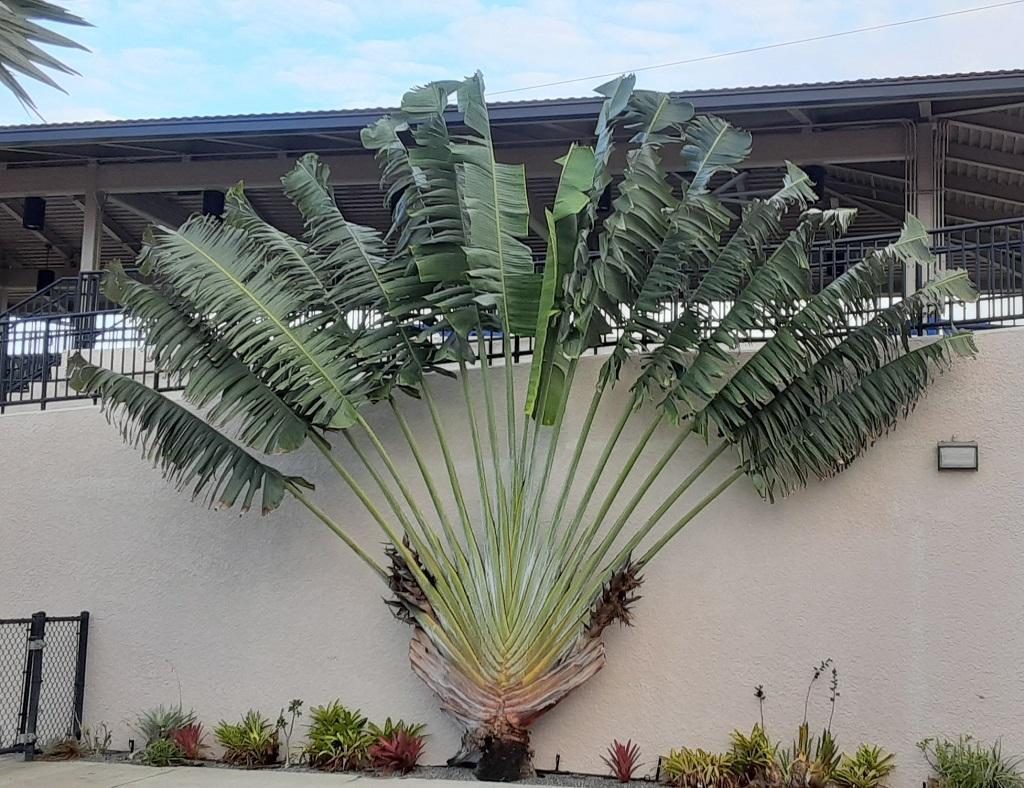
(937, 440, 978, 471)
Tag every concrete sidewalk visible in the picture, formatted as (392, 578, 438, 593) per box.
(0, 759, 493, 788)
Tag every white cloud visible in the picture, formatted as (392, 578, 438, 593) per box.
(2, 0, 1024, 125)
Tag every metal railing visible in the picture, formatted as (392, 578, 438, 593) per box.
(1, 219, 1021, 412)
(0, 612, 90, 759)
(0, 269, 142, 320)
(808, 217, 1024, 329)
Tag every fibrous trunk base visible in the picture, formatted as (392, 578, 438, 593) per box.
(475, 734, 533, 782)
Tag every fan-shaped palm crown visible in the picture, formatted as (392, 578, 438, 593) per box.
(70, 73, 978, 779)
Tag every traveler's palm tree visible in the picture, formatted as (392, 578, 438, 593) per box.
(70, 74, 978, 779)
(0, 0, 88, 115)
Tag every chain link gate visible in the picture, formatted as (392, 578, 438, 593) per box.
(0, 612, 89, 760)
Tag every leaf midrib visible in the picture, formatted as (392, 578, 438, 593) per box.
(175, 231, 355, 418)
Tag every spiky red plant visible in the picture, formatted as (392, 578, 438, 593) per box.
(603, 739, 642, 783)
(369, 730, 426, 774)
(172, 722, 207, 760)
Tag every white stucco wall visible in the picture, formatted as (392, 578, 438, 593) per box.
(1, 328, 1022, 785)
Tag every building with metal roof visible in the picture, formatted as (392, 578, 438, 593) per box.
(1, 69, 1023, 310)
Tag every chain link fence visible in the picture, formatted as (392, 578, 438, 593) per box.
(0, 612, 89, 760)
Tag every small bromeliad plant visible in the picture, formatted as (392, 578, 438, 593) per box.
(215, 710, 280, 767)
(370, 728, 427, 774)
(140, 738, 186, 767)
(135, 704, 197, 746)
(833, 745, 896, 788)
(305, 701, 377, 772)
(918, 736, 1024, 788)
(171, 722, 207, 761)
(730, 725, 782, 786)
(663, 748, 737, 788)
(72, 69, 980, 780)
(604, 739, 643, 782)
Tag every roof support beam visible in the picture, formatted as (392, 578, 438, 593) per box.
(108, 193, 190, 228)
(946, 144, 1024, 178)
(826, 163, 907, 187)
(70, 197, 138, 255)
(786, 108, 813, 126)
(949, 116, 1024, 141)
(935, 99, 1024, 118)
(0, 126, 909, 198)
(79, 185, 103, 272)
(0, 200, 75, 263)
(711, 171, 747, 195)
(945, 174, 1024, 210)
(824, 186, 902, 222)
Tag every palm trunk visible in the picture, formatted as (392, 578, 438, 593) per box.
(386, 550, 646, 781)
(408, 627, 606, 781)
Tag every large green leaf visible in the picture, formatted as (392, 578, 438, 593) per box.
(632, 163, 818, 404)
(67, 356, 306, 514)
(738, 332, 978, 500)
(102, 262, 309, 454)
(682, 115, 752, 193)
(144, 216, 371, 429)
(451, 72, 541, 336)
(0, 0, 89, 114)
(700, 212, 947, 437)
(732, 267, 979, 480)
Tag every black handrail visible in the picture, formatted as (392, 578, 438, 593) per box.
(2, 219, 1022, 411)
(1, 268, 143, 320)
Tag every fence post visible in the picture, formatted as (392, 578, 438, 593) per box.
(20, 611, 46, 761)
(0, 319, 8, 414)
(71, 612, 90, 740)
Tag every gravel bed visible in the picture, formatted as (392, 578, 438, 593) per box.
(73, 753, 656, 786)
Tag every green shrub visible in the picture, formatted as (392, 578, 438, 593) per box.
(214, 710, 279, 767)
(306, 701, 376, 772)
(834, 744, 896, 788)
(140, 738, 185, 767)
(729, 725, 780, 783)
(777, 723, 841, 788)
(919, 737, 1024, 788)
(369, 716, 426, 739)
(135, 705, 196, 746)
(662, 748, 737, 788)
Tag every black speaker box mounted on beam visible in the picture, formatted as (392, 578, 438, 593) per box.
(202, 190, 226, 218)
(23, 197, 46, 230)
(36, 269, 56, 291)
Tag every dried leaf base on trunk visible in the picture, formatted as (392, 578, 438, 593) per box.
(390, 555, 643, 780)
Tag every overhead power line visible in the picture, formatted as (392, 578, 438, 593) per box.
(490, 0, 1024, 96)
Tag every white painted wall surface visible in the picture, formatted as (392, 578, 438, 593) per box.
(1, 328, 1022, 786)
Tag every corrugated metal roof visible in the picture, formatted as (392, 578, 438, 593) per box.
(2, 69, 1024, 138)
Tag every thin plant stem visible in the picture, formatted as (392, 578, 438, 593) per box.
(639, 468, 743, 564)
(419, 378, 485, 568)
(564, 411, 662, 571)
(561, 396, 634, 550)
(582, 422, 693, 574)
(604, 441, 729, 574)
(545, 381, 604, 541)
(388, 400, 469, 568)
(522, 441, 729, 666)
(459, 358, 497, 542)
(309, 433, 493, 670)
(285, 482, 386, 580)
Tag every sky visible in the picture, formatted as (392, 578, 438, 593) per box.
(3, 0, 1024, 126)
